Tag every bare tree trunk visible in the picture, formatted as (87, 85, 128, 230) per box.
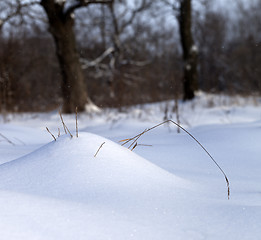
(41, 0, 89, 113)
(178, 0, 198, 100)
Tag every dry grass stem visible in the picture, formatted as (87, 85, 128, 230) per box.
(131, 142, 138, 151)
(128, 129, 147, 150)
(59, 110, 73, 138)
(94, 142, 105, 157)
(174, 98, 181, 133)
(58, 128, 60, 137)
(76, 107, 78, 138)
(59, 110, 67, 134)
(121, 119, 230, 200)
(0, 133, 15, 146)
(46, 127, 56, 141)
(129, 141, 152, 151)
(137, 144, 152, 147)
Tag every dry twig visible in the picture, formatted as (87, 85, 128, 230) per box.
(76, 107, 78, 138)
(59, 110, 73, 138)
(46, 127, 56, 141)
(121, 119, 230, 199)
(59, 110, 67, 134)
(94, 142, 105, 157)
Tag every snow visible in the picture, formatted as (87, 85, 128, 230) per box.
(185, 64, 191, 70)
(55, 0, 66, 4)
(84, 99, 102, 113)
(0, 93, 261, 239)
(191, 45, 198, 53)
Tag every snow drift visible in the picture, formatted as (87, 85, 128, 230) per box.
(0, 132, 190, 204)
(0, 132, 197, 240)
(1, 94, 261, 239)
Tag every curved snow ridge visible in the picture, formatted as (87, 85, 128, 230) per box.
(0, 132, 191, 202)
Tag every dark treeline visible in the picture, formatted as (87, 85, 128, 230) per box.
(0, 0, 260, 112)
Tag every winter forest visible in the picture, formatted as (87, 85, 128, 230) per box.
(0, 0, 260, 113)
(0, 1, 261, 240)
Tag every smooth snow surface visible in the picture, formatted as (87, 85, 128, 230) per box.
(0, 93, 261, 240)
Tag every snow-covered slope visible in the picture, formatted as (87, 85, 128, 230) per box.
(0, 133, 189, 202)
(0, 132, 195, 240)
(0, 94, 261, 240)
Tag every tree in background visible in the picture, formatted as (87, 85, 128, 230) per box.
(194, 0, 261, 95)
(79, 0, 152, 108)
(178, 0, 198, 100)
(0, 0, 38, 114)
(1, 0, 261, 112)
(40, 0, 112, 113)
(163, 0, 198, 100)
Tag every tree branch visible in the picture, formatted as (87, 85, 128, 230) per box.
(120, 0, 152, 32)
(64, 0, 112, 18)
(80, 46, 115, 69)
(0, 0, 41, 30)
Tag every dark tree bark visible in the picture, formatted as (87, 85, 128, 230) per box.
(178, 0, 198, 100)
(40, 0, 88, 113)
(40, 0, 112, 113)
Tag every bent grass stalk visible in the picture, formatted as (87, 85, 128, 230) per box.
(120, 119, 230, 200)
(94, 142, 105, 157)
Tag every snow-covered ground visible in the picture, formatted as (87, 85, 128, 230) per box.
(0, 93, 261, 240)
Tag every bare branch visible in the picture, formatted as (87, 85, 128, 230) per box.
(64, 0, 112, 18)
(0, 1, 42, 30)
(162, 0, 179, 13)
(80, 0, 151, 88)
(80, 47, 115, 69)
(120, 0, 152, 32)
(126, 59, 151, 67)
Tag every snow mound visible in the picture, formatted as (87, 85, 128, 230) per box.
(0, 132, 189, 203)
